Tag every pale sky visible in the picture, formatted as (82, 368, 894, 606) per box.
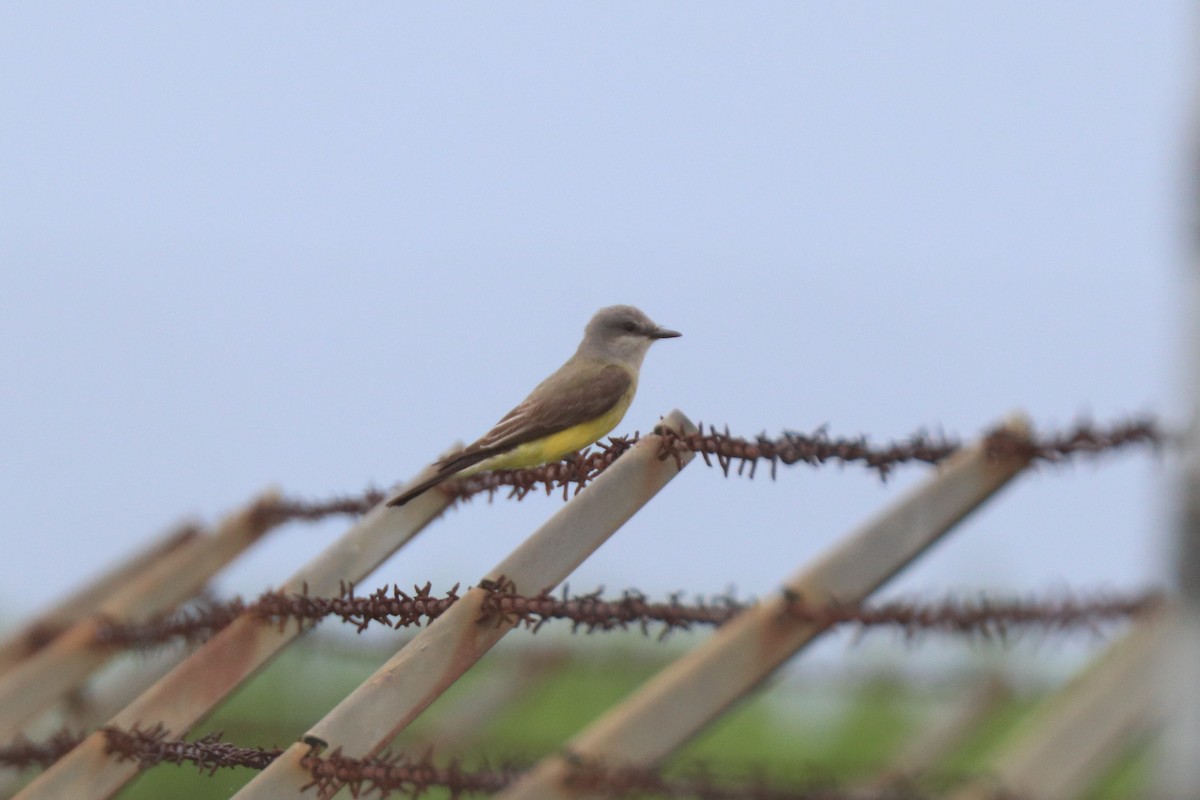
(0, 3, 1189, 651)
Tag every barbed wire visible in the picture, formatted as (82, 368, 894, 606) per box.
(0, 729, 892, 796)
(302, 747, 516, 798)
(662, 417, 1164, 479)
(102, 725, 281, 772)
(247, 490, 388, 529)
(302, 748, 930, 800)
(775, 589, 1161, 642)
(244, 417, 1164, 518)
(93, 581, 1161, 650)
(0, 418, 1160, 795)
(447, 417, 1166, 502)
(93, 582, 457, 647)
(0, 725, 929, 799)
(0, 730, 85, 770)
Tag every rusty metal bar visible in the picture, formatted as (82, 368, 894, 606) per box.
(949, 616, 1163, 800)
(231, 409, 698, 800)
(13, 463, 451, 800)
(495, 414, 1032, 800)
(0, 525, 199, 677)
(0, 494, 280, 742)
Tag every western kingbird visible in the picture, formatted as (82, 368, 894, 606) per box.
(388, 305, 680, 507)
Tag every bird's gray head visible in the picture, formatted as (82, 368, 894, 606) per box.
(576, 305, 681, 368)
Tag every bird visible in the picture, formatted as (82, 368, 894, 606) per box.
(387, 305, 681, 507)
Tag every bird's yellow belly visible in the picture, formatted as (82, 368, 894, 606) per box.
(470, 388, 634, 473)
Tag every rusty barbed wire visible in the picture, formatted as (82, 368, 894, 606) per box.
(186, 419, 1164, 523)
(439, 416, 1166, 502)
(979, 417, 1166, 465)
(30, 725, 928, 800)
(777, 590, 1162, 641)
(476, 580, 743, 637)
(656, 417, 1165, 479)
(479, 581, 1161, 641)
(94, 582, 1162, 650)
(0, 730, 85, 770)
(0, 727, 1052, 799)
(301, 748, 932, 800)
(656, 426, 958, 480)
(94, 582, 462, 647)
(101, 724, 281, 773)
(443, 435, 640, 503)
(246, 489, 388, 529)
(302, 748, 517, 798)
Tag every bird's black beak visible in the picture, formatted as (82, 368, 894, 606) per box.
(649, 326, 682, 339)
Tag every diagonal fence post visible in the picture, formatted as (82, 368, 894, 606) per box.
(495, 413, 1033, 800)
(0, 646, 192, 798)
(0, 493, 282, 742)
(0, 524, 199, 676)
(949, 615, 1163, 800)
(860, 673, 1011, 793)
(233, 409, 698, 800)
(14, 460, 454, 800)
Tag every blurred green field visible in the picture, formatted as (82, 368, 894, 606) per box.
(2, 630, 1142, 800)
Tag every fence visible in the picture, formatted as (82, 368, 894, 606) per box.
(0, 411, 1170, 799)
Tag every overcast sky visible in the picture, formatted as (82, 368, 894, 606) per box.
(0, 1, 1190, 662)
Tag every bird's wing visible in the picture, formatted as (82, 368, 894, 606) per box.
(387, 362, 632, 507)
(433, 362, 633, 474)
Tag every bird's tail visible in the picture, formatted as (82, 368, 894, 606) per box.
(386, 472, 451, 507)
(386, 448, 498, 507)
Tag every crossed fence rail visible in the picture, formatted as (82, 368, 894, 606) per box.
(0, 412, 1168, 799)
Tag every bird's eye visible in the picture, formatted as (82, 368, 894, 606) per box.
(622, 321, 637, 333)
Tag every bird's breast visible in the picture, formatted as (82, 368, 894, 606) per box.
(537, 385, 635, 461)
